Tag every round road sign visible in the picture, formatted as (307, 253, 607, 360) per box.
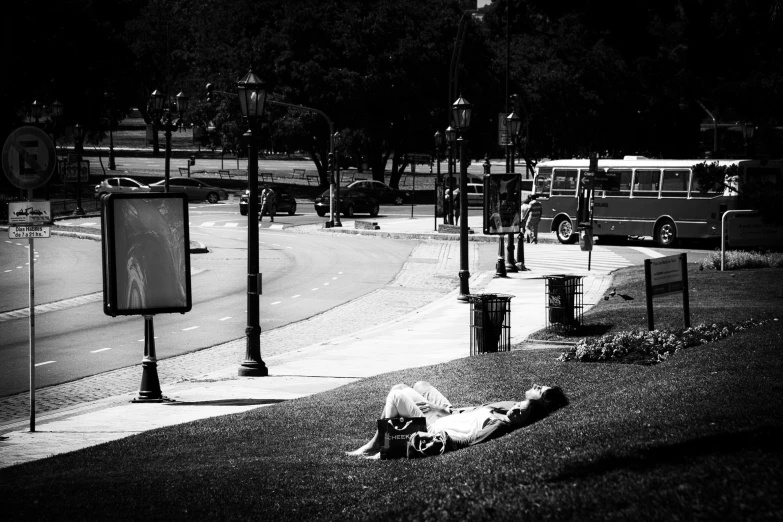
(2, 126, 57, 190)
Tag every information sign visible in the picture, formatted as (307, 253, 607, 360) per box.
(726, 214, 783, 248)
(62, 160, 90, 182)
(644, 253, 690, 331)
(9, 225, 51, 238)
(8, 201, 51, 224)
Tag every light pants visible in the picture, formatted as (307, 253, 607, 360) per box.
(382, 381, 452, 428)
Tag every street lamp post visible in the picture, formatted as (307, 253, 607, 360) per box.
(452, 95, 472, 301)
(434, 130, 442, 227)
(236, 67, 268, 377)
(150, 89, 189, 193)
(505, 109, 522, 272)
(72, 123, 85, 216)
(743, 123, 755, 158)
(445, 125, 457, 225)
(333, 131, 343, 227)
(105, 92, 116, 170)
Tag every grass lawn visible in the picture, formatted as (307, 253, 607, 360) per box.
(1, 267, 782, 521)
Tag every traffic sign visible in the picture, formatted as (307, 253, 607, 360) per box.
(9, 225, 51, 238)
(62, 160, 90, 182)
(1, 126, 56, 190)
(8, 201, 51, 224)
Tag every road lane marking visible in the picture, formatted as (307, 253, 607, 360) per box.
(35, 361, 55, 367)
(311, 288, 319, 291)
(323, 282, 330, 286)
(219, 316, 232, 321)
(291, 295, 301, 298)
(91, 348, 112, 353)
(182, 326, 199, 331)
(332, 277, 338, 280)
(4, 270, 11, 273)
(271, 301, 281, 305)
(225, 223, 238, 227)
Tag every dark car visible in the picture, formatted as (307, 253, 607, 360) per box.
(343, 180, 409, 205)
(148, 177, 228, 203)
(314, 188, 380, 217)
(239, 187, 297, 216)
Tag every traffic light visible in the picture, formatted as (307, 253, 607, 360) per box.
(328, 152, 335, 171)
(206, 83, 214, 103)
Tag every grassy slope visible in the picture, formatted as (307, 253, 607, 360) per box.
(1, 268, 782, 521)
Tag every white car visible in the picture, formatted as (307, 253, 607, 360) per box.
(95, 177, 150, 198)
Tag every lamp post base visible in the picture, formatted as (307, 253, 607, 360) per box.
(495, 236, 507, 278)
(238, 361, 269, 377)
(72, 208, 85, 216)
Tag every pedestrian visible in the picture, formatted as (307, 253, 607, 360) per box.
(519, 196, 531, 245)
(346, 381, 568, 458)
(259, 185, 276, 222)
(452, 187, 460, 226)
(526, 196, 542, 244)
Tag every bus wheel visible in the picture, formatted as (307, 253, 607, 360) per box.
(655, 219, 677, 247)
(555, 218, 577, 244)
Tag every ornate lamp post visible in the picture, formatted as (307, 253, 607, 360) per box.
(237, 67, 269, 377)
(505, 109, 522, 272)
(105, 92, 116, 170)
(445, 125, 457, 225)
(30, 100, 43, 124)
(452, 95, 472, 301)
(333, 131, 343, 227)
(150, 89, 189, 192)
(72, 123, 86, 216)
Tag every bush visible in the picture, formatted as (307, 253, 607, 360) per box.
(556, 318, 775, 365)
(699, 249, 783, 270)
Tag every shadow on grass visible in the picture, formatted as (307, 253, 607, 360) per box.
(538, 323, 615, 340)
(548, 424, 783, 482)
(163, 399, 287, 406)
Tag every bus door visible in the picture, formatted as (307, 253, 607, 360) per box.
(593, 169, 632, 237)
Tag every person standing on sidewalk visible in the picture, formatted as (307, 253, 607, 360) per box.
(259, 185, 276, 222)
(525, 196, 542, 244)
(518, 196, 532, 246)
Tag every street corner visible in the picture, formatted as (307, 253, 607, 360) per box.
(189, 240, 209, 253)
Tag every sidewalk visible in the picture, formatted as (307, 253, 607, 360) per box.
(0, 216, 611, 469)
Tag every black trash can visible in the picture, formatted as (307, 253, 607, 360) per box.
(544, 275, 584, 331)
(467, 294, 513, 355)
(190, 155, 196, 166)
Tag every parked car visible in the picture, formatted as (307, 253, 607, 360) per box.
(239, 187, 297, 216)
(343, 180, 409, 205)
(466, 183, 483, 207)
(95, 177, 150, 198)
(314, 187, 380, 217)
(148, 177, 228, 203)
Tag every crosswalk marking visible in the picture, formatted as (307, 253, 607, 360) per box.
(518, 244, 633, 275)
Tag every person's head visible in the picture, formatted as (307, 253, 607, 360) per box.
(505, 399, 545, 427)
(406, 431, 447, 459)
(522, 385, 569, 420)
(524, 195, 532, 203)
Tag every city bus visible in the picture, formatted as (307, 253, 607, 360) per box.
(532, 156, 783, 247)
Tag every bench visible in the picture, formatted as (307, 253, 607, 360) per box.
(292, 168, 306, 180)
(218, 170, 233, 179)
(178, 166, 190, 176)
(260, 171, 275, 183)
(306, 173, 320, 186)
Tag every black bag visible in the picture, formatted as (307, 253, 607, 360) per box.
(377, 417, 426, 460)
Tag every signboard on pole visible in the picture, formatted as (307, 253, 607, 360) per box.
(62, 159, 90, 182)
(8, 201, 51, 224)
(9, 225, 51, 238)
(644, 253, 690, 331)
(1, 126, 56, 189)
(726, 214, 783, 248)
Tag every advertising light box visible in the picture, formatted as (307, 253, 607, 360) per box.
(101, 193, 192, 316)
(483, 173, 522, 235)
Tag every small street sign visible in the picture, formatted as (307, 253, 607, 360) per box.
(9, 225, 51, 238)
(8, 201, 51, 224)
(62, 160, 90, 182)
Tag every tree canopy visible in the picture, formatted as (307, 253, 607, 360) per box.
(3, 0, 782, 184)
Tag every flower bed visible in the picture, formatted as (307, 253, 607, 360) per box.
(556, 318, 775, 365)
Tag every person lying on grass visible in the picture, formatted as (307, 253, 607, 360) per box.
(346, 381, 568, 458)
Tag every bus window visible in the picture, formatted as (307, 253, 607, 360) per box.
(661, 169, 689, 198)
(604, 169, 632, 197)
(690, 170, 725, 198)
(551, 169, 578, 195)
(534, 167, 552, 196)
(632, 169, 660, 198)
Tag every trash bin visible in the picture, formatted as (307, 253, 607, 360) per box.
(467, 294, 513, 355)
(544, 275, 584, 332)
(189, 155, 196, 166)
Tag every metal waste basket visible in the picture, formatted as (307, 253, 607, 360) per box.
(544, 275, 584, 332)
(467, 293, 513, 355)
